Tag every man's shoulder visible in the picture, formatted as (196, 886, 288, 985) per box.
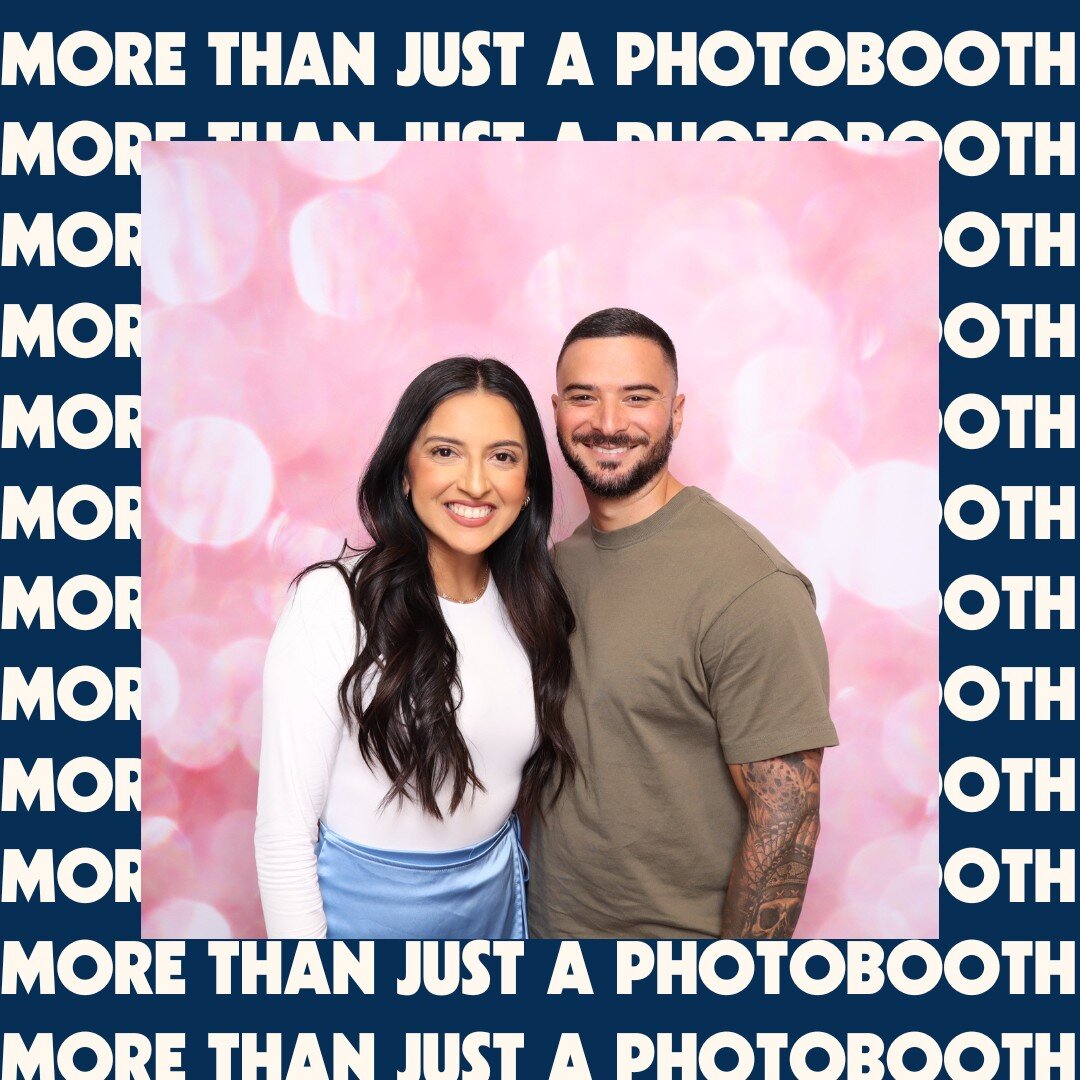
(551, 490, 815, 610)
(669, 488, 815, 607)
(674, 488, 790, 565)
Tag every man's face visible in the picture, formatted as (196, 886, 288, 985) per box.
(553, 335, 684, 499)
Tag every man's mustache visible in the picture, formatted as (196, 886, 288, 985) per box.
(571, 433, 648, 450)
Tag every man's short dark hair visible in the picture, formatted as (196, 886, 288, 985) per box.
(557, 307, 678, 379)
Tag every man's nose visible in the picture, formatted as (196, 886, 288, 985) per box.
(595, 398, 627, 434)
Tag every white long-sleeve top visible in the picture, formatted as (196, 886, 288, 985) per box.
(255, 564, 538, 938)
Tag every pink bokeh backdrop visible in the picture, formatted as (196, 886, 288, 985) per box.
(141, 141, 938, 939)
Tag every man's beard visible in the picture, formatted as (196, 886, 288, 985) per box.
(557, 421, 675, 499)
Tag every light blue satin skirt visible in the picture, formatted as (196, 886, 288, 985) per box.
(316, 815, 529, 939)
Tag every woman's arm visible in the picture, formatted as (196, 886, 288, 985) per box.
(255, 568, 352, 938)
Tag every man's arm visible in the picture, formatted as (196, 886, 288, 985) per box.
(720, 748, 823, 939)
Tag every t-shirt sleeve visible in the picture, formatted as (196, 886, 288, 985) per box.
(701, 570, 838, 765)
(255, 566, 356, 938)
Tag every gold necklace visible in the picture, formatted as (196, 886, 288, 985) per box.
(436, 567, 489, 605)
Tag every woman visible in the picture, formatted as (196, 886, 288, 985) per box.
(255, 358, 576, 939)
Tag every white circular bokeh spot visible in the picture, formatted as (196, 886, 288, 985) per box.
(691, 273, 836, 367)
(881, 684, 939, 798)
(266, 512, 341, 572)
(142, 155, 260, 304)
(728, 344, 838, 442)
(207, 809, 259, 905)
(141, 636, 180, 737)
(142, 815, 181, 850)
(237, 690, 263, 771)
(148, 417, 274, 546)
(522, 244, 613, 334)
(141, 307, 245, 432)
(844, 834, 921, 908)
(154, 697, 237, 771)
(627, 197, 792, 326)
(290, 188, 416, 320)
(279, 141, 401, 182)
(820, 461, 938, 610)
(143, 898, 232, 940)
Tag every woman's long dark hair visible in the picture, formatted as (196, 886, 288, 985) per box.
(299, 358, 576, 818)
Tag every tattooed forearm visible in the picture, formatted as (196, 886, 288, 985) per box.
(721, 749, 823, 939)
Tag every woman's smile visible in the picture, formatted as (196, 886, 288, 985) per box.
(444, 501, 497, 526)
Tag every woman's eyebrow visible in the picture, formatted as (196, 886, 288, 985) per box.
(423, 435, 525, 451)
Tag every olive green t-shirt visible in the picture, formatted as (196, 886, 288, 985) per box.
(528, 486, 838, 938)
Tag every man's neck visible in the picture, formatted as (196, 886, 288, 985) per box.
(586, 472, 686, 533)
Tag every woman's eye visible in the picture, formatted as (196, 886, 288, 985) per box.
(493, 452, 518, 464)
(432, 447, 456, 459)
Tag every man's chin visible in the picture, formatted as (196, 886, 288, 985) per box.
(558, 426, 675, 500)
(572, 461, 644, 499)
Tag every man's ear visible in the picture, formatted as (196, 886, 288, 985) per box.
(672, 393, 686, 439)
(551, 393, 559, 418)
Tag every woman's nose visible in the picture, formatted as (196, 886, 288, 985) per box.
(457, 460, 491, 498)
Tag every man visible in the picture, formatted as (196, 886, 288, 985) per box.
(528, 308, 838, 939)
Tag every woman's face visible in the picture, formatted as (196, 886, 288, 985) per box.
(405, 391, 530, 561)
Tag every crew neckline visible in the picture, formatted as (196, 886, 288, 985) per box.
(589, 486, 700, 550)
(437, 571, 494, 610)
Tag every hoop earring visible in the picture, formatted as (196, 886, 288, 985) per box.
(522, 494, 531, 508)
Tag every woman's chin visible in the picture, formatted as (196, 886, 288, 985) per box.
(428, 528, 501, 559)
(424, 514, 520, 558)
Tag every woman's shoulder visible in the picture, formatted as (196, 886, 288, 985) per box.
(294, 558, 352, 596)
(281, 561, 357, 639)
